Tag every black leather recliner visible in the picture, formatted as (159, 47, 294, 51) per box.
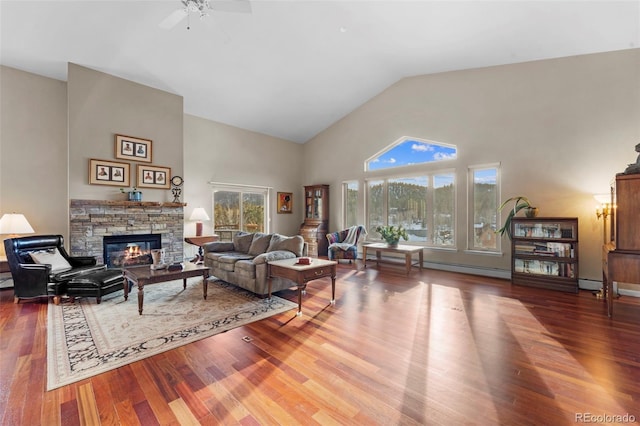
(4, 235, 106, 304)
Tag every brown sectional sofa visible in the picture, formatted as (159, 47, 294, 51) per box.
(202, 232, 307, 296)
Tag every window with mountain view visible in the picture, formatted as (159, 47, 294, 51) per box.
(212, 186, 268, 237)
(469, 165, 499, 251)
(365, 137, 457, 247)
(367, 173, 455, 247)
(343, 181, 358, 228)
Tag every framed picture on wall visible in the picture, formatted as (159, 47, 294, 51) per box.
(115, 134, 152, 163)
(277, 192, 293, 214)
(89, 159, 130, 186)
(137, 164, 171, 189)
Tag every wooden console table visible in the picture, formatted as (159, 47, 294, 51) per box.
(362, 243, 424, 275)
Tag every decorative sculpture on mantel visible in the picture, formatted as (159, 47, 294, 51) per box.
(623, 142, 640, 174)
(171, 176, 184, 203)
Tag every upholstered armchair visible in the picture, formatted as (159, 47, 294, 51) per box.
(326, 225, 367, 263)
(4, 235, 106, 304)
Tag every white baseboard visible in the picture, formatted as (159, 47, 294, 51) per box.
(420, 261, 511, 280)
(367, 257, 640, 298)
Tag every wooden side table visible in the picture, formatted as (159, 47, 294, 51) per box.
(184, 235, 219, 263)
(267, 258, 337, 316)
(0, 257, 9, 273)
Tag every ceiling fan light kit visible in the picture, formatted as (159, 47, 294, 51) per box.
(183, 0, 210, 18)
(160, 0, 252, 30)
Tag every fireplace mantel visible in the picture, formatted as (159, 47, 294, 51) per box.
(69, 199, 185, 265)
(71, 199, 187, 208)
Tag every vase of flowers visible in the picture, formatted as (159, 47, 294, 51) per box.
(375, 225, 409, 247)
(120, 187, 142, 202)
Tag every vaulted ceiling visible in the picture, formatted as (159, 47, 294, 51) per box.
(1, 1, 638, 143)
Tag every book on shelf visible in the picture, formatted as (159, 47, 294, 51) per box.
(514, 242, 573, 258)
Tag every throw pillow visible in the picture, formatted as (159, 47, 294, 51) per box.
(267, 234, 304, 257)
(30, 248, 73, 273)
(247, 233, 273, 256)
(233, 232, 254, 254)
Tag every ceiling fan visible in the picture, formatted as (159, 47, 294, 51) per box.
(160, 0, 252, 30)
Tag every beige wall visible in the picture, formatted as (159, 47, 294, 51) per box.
(303, 48, 640, 283)
(183, 114, 304, 237)
(0, 65, 68, 249)
(68, 64, 184, 203)
(2, 49, 639, 287)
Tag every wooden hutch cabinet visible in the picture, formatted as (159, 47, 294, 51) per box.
(299, 184, 329, 257)
(614, 173, 640, 251)
(602, 173, 640, 317)
(510, 217, 579, 293)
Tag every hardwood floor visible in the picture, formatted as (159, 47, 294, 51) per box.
(1, 263, 639, 425)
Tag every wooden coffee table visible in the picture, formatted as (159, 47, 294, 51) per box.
(123, 263, 210, 315)
(267, 258, 337, 316)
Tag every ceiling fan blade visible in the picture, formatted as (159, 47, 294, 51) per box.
(210, 0, 252, 14)
(159, 9, 188, 29)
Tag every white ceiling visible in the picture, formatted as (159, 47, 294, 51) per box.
(1, 1, 639, 143)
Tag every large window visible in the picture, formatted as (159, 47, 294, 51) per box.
(367, 173, 455, 247)
(343, 181, 358, 228)
(433, 174, 455, 245)
(212, 184, 269, 238)
(468, 165, 499, 251)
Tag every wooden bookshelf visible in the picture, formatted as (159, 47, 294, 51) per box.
(511, 217, 579, 293)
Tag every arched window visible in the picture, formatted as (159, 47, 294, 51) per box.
(366, 137, 457, 171)
(365, 137, 457, 247)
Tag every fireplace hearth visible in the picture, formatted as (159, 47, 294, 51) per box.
(103, 234, 161, 268)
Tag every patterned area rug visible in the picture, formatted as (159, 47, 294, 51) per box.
(47, 278, 296, 390)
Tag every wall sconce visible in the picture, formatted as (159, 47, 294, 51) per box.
(594, 194, 612, 219)
(594, 194, 614, 244)
(0, 213, 35, 238)
(189, 207, 210, 237)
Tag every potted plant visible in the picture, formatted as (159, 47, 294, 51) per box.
(496, 196, 538, 240)
(120, 187, 142, 202)
(375, 225, 409, 247)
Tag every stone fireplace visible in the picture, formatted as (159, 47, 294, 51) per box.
(69, 199, 185, 265)
(103, 233, 162, 267)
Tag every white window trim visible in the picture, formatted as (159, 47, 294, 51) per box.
(467, 163, 501, 254)
(342, 180, 359, 230)
(208, 181, 272, 233)
(365, 136, 458, 172)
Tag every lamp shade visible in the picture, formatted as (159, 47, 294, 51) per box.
(189, 208, 210, 237)
(0, 213, 35, 235)
(189, 208, 210, 222)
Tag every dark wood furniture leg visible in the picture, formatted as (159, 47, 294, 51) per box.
(203, 270, 209, 300)
(138, 281, 144, 315)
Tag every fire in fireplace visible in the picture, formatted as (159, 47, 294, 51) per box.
(103, 234, 161, 268)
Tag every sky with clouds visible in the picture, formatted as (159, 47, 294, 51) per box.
(367, 139, 457, 171)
